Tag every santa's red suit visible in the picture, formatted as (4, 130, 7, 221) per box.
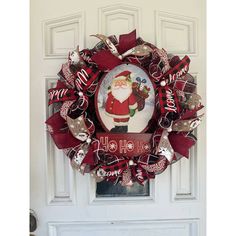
(105, 71, 137, 126)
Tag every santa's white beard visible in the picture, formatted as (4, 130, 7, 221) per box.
(112, 86, 132, 103)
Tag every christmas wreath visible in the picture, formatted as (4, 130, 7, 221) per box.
(46, 30, 204, 186)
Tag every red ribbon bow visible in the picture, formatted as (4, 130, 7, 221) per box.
(91, 30, 137, 71)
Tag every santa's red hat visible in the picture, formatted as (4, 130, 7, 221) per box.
(115, 70, 131, 78)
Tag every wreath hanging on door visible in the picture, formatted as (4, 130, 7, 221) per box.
(46, 30, 204, 186)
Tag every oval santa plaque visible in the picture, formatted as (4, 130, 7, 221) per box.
(95, 63, 155, 133)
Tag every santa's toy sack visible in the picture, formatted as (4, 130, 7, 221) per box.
(45, 29, 204, 186)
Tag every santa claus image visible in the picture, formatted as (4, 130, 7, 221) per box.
(105, 70, 138, 132)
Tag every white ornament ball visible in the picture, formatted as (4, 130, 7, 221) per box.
(129, 160, 134, 166)
(86, 138, 91, 144)
(167, 127, 172, 132)
(78, 91, 83, 97)
(160, 81, 166, 87)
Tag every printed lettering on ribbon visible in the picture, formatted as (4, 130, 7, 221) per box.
(74, 66, 100, 92)
(159, 55, 190, 85)
(58, 63, 77, 88)
(158, 85, 180, 115)
(96, 133, 152, 157)
(48, 88, 77, 105)
(97, 160, 128, 177)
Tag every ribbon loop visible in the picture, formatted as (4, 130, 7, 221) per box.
(91, 34, 120, 57)
(159, 55, 191, 86)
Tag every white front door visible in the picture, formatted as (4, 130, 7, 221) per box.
(30, 0, 206, 235)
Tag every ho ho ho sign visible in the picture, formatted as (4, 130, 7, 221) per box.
(96, 133, 152, 157)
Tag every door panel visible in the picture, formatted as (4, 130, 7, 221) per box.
(48, 220, 199, 236)
(30, 0, 206, 235)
